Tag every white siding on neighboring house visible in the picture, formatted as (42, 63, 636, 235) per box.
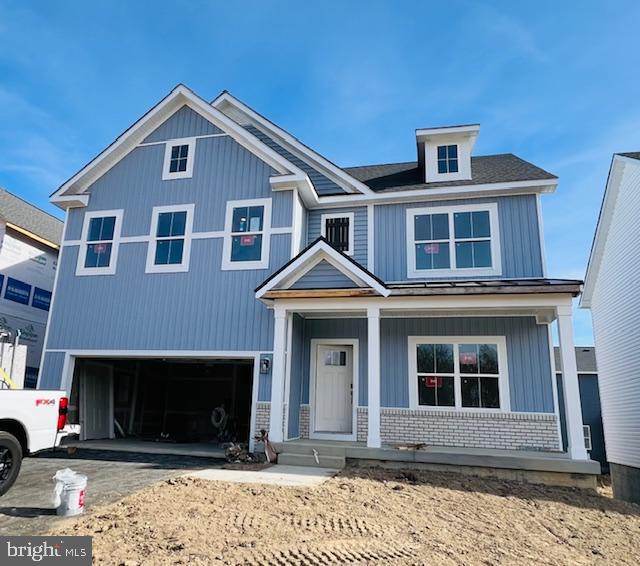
(584, 155, 640, 470)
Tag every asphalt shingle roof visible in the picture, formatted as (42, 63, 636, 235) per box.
(343, 154, 557, 192)
(0, 188, 63, 246)
(618, 152, 640, 161)
(554, 346, 597, 374)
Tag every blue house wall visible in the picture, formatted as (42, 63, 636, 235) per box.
(307, 207, 368, 268)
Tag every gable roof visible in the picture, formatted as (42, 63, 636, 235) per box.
(581, 152, 640, 307)
(51, 84, 313, 209)
(0, 188, 63, 248)
(344, 154, 557, 193)
(212, 91, 374, 197)
(255, 237, 389, 299)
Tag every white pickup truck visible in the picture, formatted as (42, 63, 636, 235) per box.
(0, 390, 68, 495)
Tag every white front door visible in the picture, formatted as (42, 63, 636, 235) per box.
(314, 344, 353, 434)
(80, 362, 113, 440)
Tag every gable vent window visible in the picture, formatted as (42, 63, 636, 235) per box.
(162, 137, 196, 180)
(437, 144, 459, 174)
(321, 212, 354, 256)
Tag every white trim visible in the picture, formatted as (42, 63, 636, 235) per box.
(320, 212, 355, 256)
(221, 198, 272, 270)
(367, 306, 381, 447)
(291, 189, 305, 258)
(406, 202, 501, 278)
(75, 209, 124, 276)
(536, 194, 548, 277)
(583, 424, 593, 451)
(308, 338, 359, 441)
(555, 371, 598, 375)
(138, 132, 228, 147)
(256, 239, 389, 299)
(269, 307, 287, 442)
(46, 349, 270, 357)
(212, 91, 374, 196)
(283, 312, 294, 440)
(145, 204, 195, 273)
(37, 213, 69, 389)
(161, 137, 196, 180)
(191, 230, 225, 239)
(271, 226, 293, 235)
(248, 354, 261, 452)
(367, 204, 374, 271)
(547, 323, 564, 449)
(407, 335, 511, 412)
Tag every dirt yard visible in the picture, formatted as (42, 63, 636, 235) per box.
(50, 467, 640, 565)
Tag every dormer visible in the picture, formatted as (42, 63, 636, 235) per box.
(416, 124, 480, 183)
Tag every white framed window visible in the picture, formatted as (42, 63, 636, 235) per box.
(321, 212, 354, 255)
(145, 204, 194, 273)
(162, 137, 196, 180)
(406, 202, 501, 278)
(437, 144, 459, 174)
(408, 336, 510, 412)
(76, 209, 123, 276)
(583, 424, 592, 451)
(222, 198, 272, 270)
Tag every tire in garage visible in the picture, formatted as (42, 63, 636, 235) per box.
(0, 431, 23, 497)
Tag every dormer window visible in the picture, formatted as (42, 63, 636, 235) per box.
(162, 137, 196, 180)
(437, 145, 459, 174)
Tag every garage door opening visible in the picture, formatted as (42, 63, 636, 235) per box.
(68, 358, 254, 448)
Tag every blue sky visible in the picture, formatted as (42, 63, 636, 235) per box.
(2, 0, 639, 344)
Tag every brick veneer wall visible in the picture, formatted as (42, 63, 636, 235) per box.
(299, 405, 310, 438)
(356, 407, 560, 451)
(254, 402, 270, 436)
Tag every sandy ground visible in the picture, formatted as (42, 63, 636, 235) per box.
(50, 467, 640, 565)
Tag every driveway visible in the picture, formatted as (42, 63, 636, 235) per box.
(0, 448, 221, 535)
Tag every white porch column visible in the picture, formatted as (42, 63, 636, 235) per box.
(367, 306, 381, 448)
(556, 305, 588, 460)
(269, 307, 287, 443)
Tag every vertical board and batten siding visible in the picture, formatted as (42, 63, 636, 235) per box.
(590, 159, 640, 469)
(287, 314, 305, 438)
(374, 195, 543, 281)
(40, 352, 65, 389)
(41, 109, 298, 389)
(143, 106, 223, 143)
(257, 354, 273, 402)
(381, 316, 554, 412)
(290, 260, 358, 289)
(300, 319, 369, 407)
(307, 207, 368, 268)
(244, 125, 347, 196)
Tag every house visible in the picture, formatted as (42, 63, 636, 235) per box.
(38, 85, 598, 482)
(554, 346, 607, 470)
(581, 152, 640, 502)
(0, 188, 62, 387)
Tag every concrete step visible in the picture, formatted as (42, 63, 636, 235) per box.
(278, 452, 346, 469)
(273, 442, 347, 458)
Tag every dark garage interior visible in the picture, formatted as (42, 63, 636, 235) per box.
(70, 358, 254, 445)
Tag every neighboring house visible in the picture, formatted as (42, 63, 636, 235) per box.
(0, 188, 62, 387)
(554, 346, 607, 470)
(38, 85, 597, 479)
(582, 152, 640, 502)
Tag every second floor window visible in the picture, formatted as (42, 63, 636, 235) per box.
(76, 210, 123, 276)
(222, 198, 272, 270)
(407, 203, 501, 278)
(162, 137, 196, 180)
(146, 204, 194, 273)
(437, 144, 459, 174)
(321, 212, 354, 255)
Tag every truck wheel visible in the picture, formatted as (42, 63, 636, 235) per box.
(0, 431, 22, 497)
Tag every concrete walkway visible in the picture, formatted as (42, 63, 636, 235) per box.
(186, 465, 338, 487)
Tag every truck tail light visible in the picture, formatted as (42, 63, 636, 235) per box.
(57, 397, 68, 431)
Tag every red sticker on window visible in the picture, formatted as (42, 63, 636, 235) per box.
(460, 352, 477, 365)
(240, 235, 256, 246)
(93, 243, 107, 253)
(423, 244, 440, 253)
(424, 376, 443, 388)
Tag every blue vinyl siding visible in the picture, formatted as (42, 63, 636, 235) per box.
(307, 207, 368, 268)
(287, 314, 305, 438)
(374, 195, 543, 281)
(290, 260, 357, 289)
(143, 105, 222, 143)
(257, 354, 273, 402)
(244, 125, 347, 196)
(39, 352, 66, 390)
(381, 317, 554, 412)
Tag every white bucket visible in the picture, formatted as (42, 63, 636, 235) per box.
(52, 468, 87, 517)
